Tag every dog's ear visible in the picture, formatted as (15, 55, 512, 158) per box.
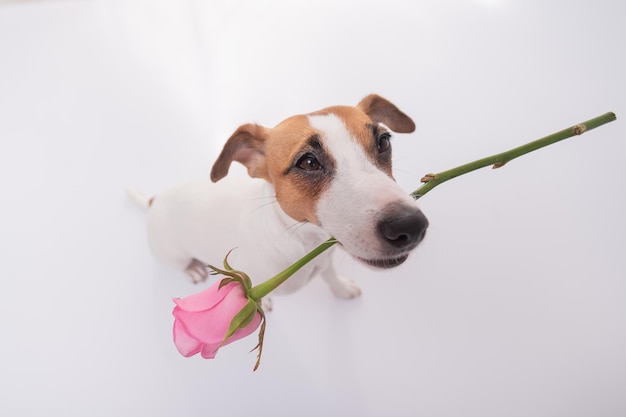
(210, 123, 269, 182)
(357, 94, 415, 133)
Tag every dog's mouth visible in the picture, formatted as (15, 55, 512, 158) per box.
(357, 253, 409, 269)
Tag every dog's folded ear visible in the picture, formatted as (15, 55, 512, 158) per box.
(210, 123, 269, 182)
(357, 94, 416, 134)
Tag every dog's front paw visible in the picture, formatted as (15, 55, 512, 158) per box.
(262, 297, 273, 312)
(328, 275, 362, 299)
(185, 259, 208, 284)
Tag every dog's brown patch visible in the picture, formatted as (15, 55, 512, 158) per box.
(313, 105, 395, 177)
(263, 115, 335, 224)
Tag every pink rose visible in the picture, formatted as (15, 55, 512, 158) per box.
(172, 281, 262, 359)
(170, 241, 333, 370)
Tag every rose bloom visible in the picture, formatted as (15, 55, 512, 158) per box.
(172, 281, 262, 359)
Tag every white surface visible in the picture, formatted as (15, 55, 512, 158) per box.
(1, 1, 625, 416)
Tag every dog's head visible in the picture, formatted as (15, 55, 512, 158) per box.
(211, 94, 428, 268)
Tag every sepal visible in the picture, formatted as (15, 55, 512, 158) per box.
(207, 250, 253, 289)
(251, 306, 267, 371)
(222, 298, 258, 346)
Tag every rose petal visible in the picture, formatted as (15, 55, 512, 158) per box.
(172, 281, 238, 312)
(172, 316, 202, 357)
(172, 284, 251, 343)
(171, 280, 263, 359)
(200, 343, 220, 359)
(199, 312, 262, 359)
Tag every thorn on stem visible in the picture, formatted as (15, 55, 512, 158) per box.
(492, 161, 507, 169)
(573, 124, 587, 135)
(421, 173, 436, 183)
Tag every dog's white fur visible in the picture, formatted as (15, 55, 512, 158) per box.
(128, 94, 428, 297)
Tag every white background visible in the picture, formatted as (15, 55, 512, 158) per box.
(1, 0, 625, 416)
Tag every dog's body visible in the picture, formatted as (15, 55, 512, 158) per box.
(128, 176, 345, 295)
(129, 94, 428, 297)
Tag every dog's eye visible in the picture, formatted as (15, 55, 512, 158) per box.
(377, 132, 392, 153)
(296, 153, 322, 171)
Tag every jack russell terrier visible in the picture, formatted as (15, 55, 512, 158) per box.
(128, 94, 428, 299)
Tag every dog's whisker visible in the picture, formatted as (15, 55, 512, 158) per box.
(253, 199, 278, 209)
(279, 220, 309, 239)
(248, 195, 278, 201)
(393, 168, 426, 182)
(248, 198, 279, 216)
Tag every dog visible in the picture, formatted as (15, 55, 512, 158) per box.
(127, 94, 428, 298)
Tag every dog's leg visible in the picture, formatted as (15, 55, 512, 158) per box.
(185, 259, 209, 284)
(319, 266, 362, 299)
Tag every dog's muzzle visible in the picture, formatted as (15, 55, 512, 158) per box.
(358, 205, 428, 269)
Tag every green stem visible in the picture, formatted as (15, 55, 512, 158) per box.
(248, 112, 616, 300)
(249, 238, 339, 300)
(411, 112, 616, 199)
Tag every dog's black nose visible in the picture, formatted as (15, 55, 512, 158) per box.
(378, 207, 429, 250)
